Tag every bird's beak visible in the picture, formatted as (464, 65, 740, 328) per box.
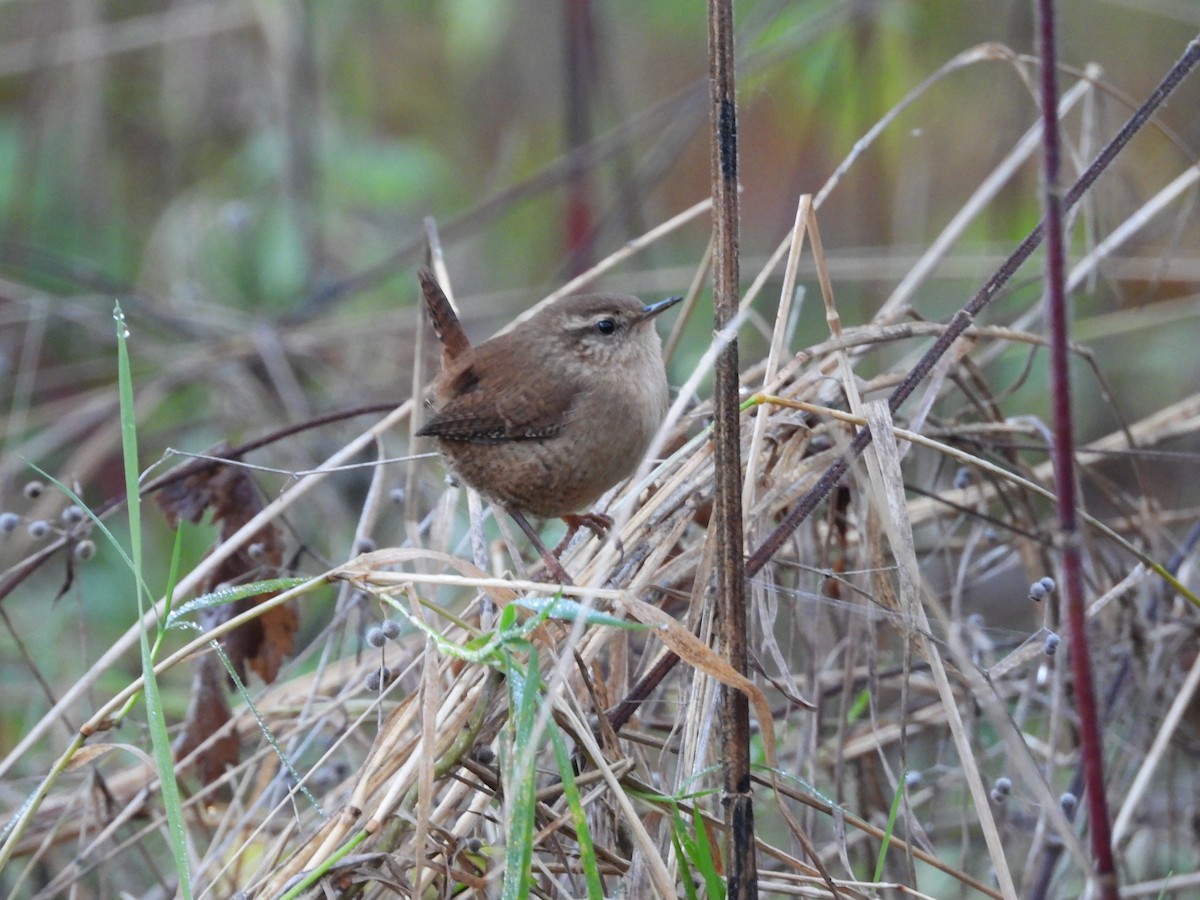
(640, 295, 683, 321)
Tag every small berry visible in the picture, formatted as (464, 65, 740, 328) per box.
(1059, 792, 1078, 815)
(1043, 633, 1060, 656)
(366, 626, 387, 648)
(1029, 582, 1048, 602)
(247, 542, 266, 558)
(0, 512, 19, 534)
(74, 540, 96, 562)
(355, 537, 377, 554)
(474, 746, 496, 765)
(61, 505, 85, 525)
(27, 520, 50, 539)
(1038, 576, 1056, 593)
(953, 467, 972, 490)
(389, 487, 405, 504)
(23, 480, 44, 500)
(905, 770, 923, 788)
(380, 619, 401, 640)
(990, 776, 1012, 803)
(462, 837, 483, 853)
(364, 671, 382, 691)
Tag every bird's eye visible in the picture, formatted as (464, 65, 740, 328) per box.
(595, 318, 616, 335)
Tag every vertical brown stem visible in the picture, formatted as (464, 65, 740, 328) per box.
(706, 0, 756, 895)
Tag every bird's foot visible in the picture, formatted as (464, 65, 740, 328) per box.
(554, 512, 613, 555)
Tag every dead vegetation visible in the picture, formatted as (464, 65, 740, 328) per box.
(1, 14, 1199, 900)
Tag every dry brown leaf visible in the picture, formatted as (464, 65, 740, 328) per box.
(157, 462, 297, 683)
(157, 462, 298, 785)
(173, 652, 240, 786)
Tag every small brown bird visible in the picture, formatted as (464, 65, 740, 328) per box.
(416, 268, 680, 573)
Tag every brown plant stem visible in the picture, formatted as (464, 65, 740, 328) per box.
(706, 0, 756, 895)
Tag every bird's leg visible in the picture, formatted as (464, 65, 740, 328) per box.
(554, 512, 613, 556)
(510, 511, 574, 585)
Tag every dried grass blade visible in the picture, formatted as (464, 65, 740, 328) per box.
(861, 401, 1018, 899)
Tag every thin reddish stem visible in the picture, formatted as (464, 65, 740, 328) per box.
(746, 35, 1200, 580)
(1035, 1, 1117, 895)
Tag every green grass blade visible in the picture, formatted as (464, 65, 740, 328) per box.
(547, 723, 602, 899)
(501, 651, 539, 900)
(115, 305, 142, 584)
(160, 523, 185, 634)
(148, 525, 186, 660)
(208, 639, 325, 815)
(165, 577, 310, 628)
(688, 803, 724, 898)
(847, 686, 870, 725)
(115, 303, 194, 898)
(873, 771, 907, 882)
(514, 595, 653, 629)
(668, 816, 700, 900)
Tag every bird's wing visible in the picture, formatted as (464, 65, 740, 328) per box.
(416, 344, 580, 444)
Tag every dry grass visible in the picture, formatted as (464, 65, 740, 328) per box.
(2, 32, 1200, 900)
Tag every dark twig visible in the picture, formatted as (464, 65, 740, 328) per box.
(745, 34, 1200, 580)
(706, 0, 756, 895)
(1036, 3, 1116, 894)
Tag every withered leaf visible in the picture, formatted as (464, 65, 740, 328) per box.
(159, 461, 300, 785)
(158, 462, 298, 683)
(174, 652, 240, 787)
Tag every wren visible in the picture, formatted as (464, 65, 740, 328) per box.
(415, 268, 680, 569)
